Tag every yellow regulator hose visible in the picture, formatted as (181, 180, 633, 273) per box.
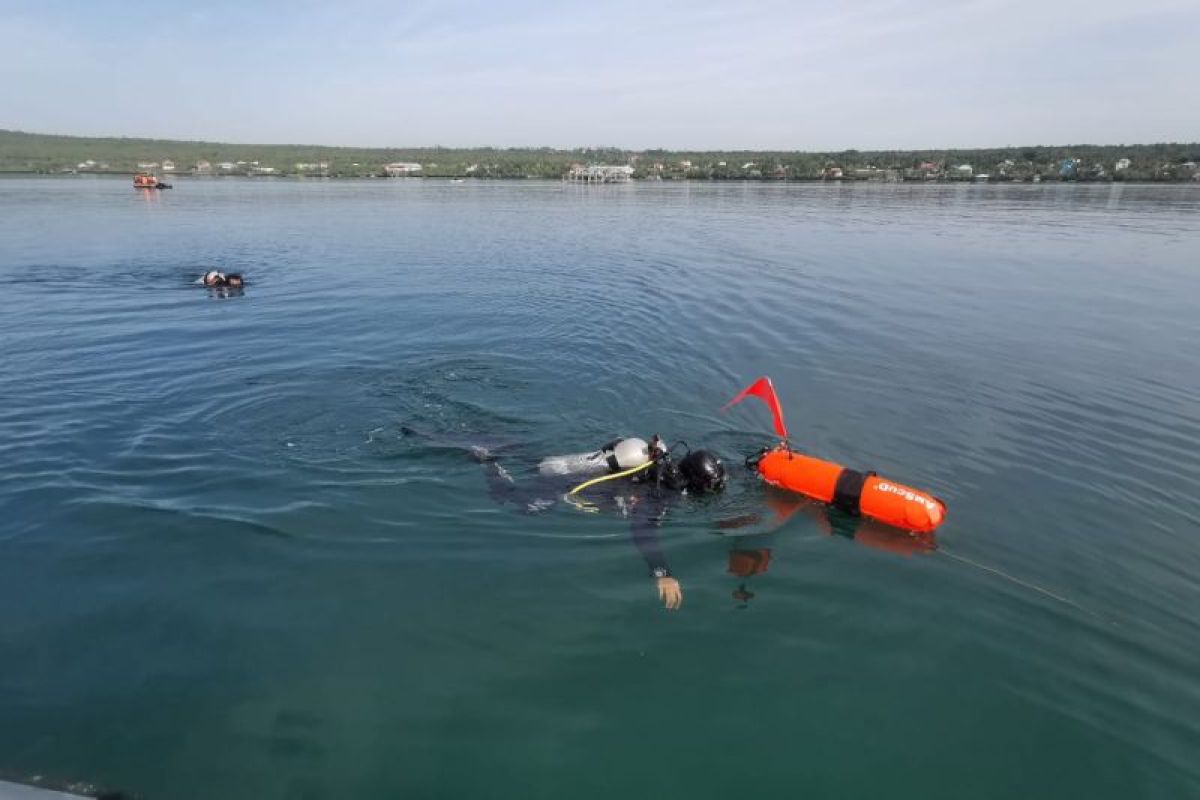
(567, 460, 654, 497)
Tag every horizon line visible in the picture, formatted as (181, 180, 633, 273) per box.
(4, 128, 1197, 155)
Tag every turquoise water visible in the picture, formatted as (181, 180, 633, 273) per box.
(1, 176, 1198, 799)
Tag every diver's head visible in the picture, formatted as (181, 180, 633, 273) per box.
(678, 449, 726, 494)
(225, 273, 244, 288)
(203, 270, 224, 286)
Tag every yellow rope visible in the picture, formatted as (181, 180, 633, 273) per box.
(567, 459, 654, 497)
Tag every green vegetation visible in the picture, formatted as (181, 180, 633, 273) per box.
(2, 129, 1197, 182)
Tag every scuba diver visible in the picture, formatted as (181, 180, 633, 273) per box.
(475, 436, 727, 610)
(201, 270, 244, 288)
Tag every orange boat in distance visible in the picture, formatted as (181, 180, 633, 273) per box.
(133, 173, 171, 189)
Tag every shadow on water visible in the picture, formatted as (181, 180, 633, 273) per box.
(713, 485, 937, 607)
(715, 484, 1100, 619)
(203, 285, 245, 300)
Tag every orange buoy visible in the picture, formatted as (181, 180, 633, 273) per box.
(725, 376, 948, 533)
(757, 446, 945, 533)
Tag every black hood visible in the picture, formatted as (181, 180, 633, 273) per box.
(678, 450, 726, 494)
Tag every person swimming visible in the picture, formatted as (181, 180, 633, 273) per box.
(201, 270, 245, 288)
(476, 436, 727, 610)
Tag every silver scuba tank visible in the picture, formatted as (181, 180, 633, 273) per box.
(537, 437, 651, 477)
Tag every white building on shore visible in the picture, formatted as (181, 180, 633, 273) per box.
(385, 162, 423, 176)
(565, 164, 634, 183)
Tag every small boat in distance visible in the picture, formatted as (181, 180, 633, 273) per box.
(134, 173, 171, 189)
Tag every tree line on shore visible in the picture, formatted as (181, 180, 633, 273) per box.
(2, 129, 1197, 182)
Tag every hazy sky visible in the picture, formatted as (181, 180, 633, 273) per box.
(2, 0, 1196, 150)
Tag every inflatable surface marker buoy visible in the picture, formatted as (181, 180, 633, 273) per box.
(755, 447, 944, 533)
(725, 377, 946, 534)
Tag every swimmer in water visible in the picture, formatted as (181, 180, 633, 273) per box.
(476, 436, 727, 610)
(201, 270, 245, 288)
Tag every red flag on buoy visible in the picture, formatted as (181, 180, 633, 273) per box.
(723, 376, 789, 440)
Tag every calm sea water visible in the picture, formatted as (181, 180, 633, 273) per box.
(1, 176, 1198, 799)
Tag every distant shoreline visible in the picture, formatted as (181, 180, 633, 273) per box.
(3, 129, 1198, 184)
(1, 171, 1196, 187)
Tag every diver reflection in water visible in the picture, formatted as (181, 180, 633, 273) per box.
(717, 486, 937, 607)
(475, 436, 726, 610)
(728, 548, 771, 609)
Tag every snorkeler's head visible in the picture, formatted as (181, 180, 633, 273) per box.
(678, 449, 726, 494)
(225, 273, 244, 288)
(202, 270, 224, 286)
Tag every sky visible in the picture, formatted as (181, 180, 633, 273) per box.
(1, 0, 1197, 150)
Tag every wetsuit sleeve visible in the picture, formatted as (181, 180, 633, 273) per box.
(630, 496, 672, 578)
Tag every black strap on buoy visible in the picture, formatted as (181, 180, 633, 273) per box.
(832, 468, 874, 515)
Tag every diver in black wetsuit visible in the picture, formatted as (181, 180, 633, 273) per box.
(476, 436, 727, 610)
(201, 270, 244, 288)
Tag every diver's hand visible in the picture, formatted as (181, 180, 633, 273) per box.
(657, 576, 683, 610)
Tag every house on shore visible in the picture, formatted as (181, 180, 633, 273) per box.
(385, 162, 423, 176)
(904, 162, 940, 180)
(565, 164, 634, 183)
